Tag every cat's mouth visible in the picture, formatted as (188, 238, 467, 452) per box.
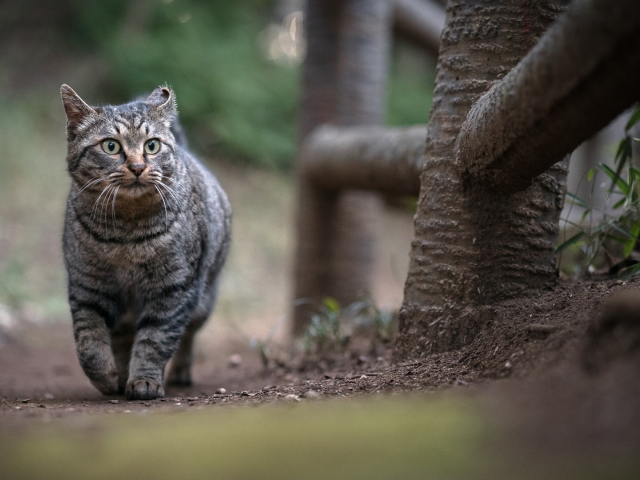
(121, 178, 152, 195)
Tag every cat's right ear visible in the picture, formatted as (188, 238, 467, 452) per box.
(60, 84, 97, 130)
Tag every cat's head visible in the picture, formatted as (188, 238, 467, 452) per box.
(61, 84, 179, 199)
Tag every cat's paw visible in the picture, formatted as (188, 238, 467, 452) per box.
(125, 378, 165, 400)
(90, 371, 120, 396)
(166, 365, 192, 386)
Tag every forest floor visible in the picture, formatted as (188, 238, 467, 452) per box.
(1, 275, 639, 459)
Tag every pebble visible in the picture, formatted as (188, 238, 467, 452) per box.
(228, 354, 242, 368)
(215, 388, 226, 395)
(284, 394, 301, 402)
(109, 400, 119, 404)
(187, 397, 198, 402)
(301, 390, 320, 399)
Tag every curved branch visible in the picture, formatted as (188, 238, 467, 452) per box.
(393, 0, 445, 55)
(458, 0, 640, 194)
(302, 125, 427, 195)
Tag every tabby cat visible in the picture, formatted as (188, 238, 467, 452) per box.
(60, 84, 231, 400)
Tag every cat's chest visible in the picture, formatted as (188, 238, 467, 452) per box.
(94, 235, 196, 289)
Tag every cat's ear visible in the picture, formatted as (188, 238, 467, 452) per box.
(60, 84, 97, 129)
(147, 86, 177, 116)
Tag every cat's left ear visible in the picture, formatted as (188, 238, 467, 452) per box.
(147, 86, 177, 116)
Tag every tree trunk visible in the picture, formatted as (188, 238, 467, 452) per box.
(292, 0, 392, 335)
(395, 0, 569, 359)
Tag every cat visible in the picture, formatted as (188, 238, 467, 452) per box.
(60, 84, 231, 400)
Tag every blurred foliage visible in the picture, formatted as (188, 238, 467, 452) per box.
(0, 0, 434, 170)
(558, 104, 640, 279)
(2, 395, 638, 480)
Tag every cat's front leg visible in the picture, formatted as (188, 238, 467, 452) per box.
(126, 299, 189, 400)
(71, 306, 119, 395)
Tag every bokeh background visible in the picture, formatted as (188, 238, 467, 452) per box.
(0, 0, 435, 352)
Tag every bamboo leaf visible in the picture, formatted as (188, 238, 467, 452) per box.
(613, 197, 626, 210)
(611, 223, 635, 239)
(580, 209, 591, 223)
(587, 167, 596, 182)
(601, 163, 630, 196)
(556, 231, 585, 253)
(565, 192, 589, 209)
(619, 262, 640, 281)
(623, 224, 640, 257)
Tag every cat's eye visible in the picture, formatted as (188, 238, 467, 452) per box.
(101, 139, 121, 155)
(144, 139, 161, 155)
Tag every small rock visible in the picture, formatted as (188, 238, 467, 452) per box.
(284, 394, 301, 402)
(175, 403, 182, 406)
(187, 397, 198, 402)
(215, 388, 226, 395)
(504, 361, 512, 369)
(301, 390, 320, 399)
(19, 399, 30, 403)
(228, 354, 242, 368)
(240, 391, 250, 396)
(109, 400, 119, 404)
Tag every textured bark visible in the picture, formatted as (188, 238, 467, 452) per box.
(395, 0, 569, 359)
(394, 0, 446, 55)
(292, 0, 392, 335)
(458, 0, 640, 194)
(302, 125, 426, 195)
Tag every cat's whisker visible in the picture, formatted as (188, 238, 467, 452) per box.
(111, 185, 120, 232)
(154, 184, 170, 231)
(155, 180, 184, 212)
(90, 184, 112, 230)
(101, 186, 115, 231)
(76, 177, 103, 196)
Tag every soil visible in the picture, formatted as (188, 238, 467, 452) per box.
(1, 276, 640, 456)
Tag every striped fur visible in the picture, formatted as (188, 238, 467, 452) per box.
(60, 85, 231, 400)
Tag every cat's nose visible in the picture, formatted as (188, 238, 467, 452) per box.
(128, 162, 146, 176)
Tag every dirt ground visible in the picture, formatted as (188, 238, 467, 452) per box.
(1, 273, 640, 463)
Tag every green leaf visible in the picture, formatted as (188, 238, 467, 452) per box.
(613, 197, 626, 210)
(604, 234, 627, 244)
(322, 297, 341, 315)
(625, 104, 640, 131)
(580, 209, 591, 223)
(618, 262, 640, 281)
(601, 163, 630, 196)
(611, 223, 635, 239)
(556, 231, 585, 253)
(623, 223, 640, 257)
(565, 192, 589, 209)
(587, 167, 596, 182)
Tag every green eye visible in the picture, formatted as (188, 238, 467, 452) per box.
(101, 139, 121, 155)
(144, 139, 161, 155)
